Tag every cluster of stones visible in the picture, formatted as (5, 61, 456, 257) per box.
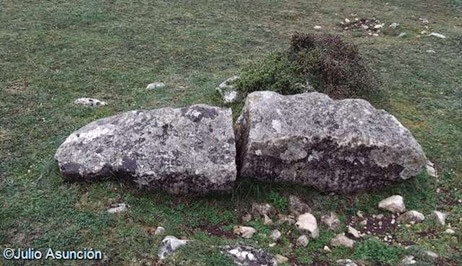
(226, 195, 449, 265)
(56, 90, 428, 195)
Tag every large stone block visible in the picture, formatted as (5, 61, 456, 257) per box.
(235, 91, 426, 193)
(55, 105, 236, 194)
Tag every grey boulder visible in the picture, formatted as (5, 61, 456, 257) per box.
(235, 91, 426, 193)
(55, 104, 237, 194)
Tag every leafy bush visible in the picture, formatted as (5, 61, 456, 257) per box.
(236, 33, 383, 103)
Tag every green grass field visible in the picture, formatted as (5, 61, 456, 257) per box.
(1, 0, 461, 265)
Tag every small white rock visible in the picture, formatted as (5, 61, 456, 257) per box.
(347, 226, 361, 239)
(216, 75, 240, 104)
(271, 229, 282, 241)
(426, 49, 436, 54)
(378, 195, 406, 213)
(146, 82, 166, 90)
(429, 32, 446, 39)
(425, 250, 439, 259)
(74, 98, 107, 107)
(323, 246, 331, 253)
(275, 254, 288, 264)
(107, 203, 129, 214)
(263, 214, 273, 226)
(426, 161, 437, 176)
(400, 255, 417, 265)
(331, 234, 355, 248)
(397, 210, 425, 223)
(433, 211, 447, 225)
(314, 25, 322, 30)
(336, 259, 358, 266)
(389, 22, 400, 29)
(296, 213, 319, 239)
(296, 235, 309, 247)
(397, 32, 407, 38)
(157, 236, 188, 259)
(445, 228, 455, 234)
(233, 226, 256, 239)
(345, 18, 351, 23)
(154, 226, 166, 235)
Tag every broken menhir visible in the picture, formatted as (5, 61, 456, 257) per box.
(55, 104, 237, 194)
(235, 91, 426, 193)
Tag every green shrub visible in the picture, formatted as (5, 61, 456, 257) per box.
(236, 33, 384, 103)
(353, 237, 404, 265)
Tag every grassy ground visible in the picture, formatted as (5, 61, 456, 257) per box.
(1, 0, 461, 265)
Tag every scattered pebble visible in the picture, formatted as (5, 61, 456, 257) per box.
(426, 161, 438, 177)
(241, 213, 252, 223)
(429, 32, 446, 39)
(397, 32, 407, 38)
(154, 226, 166, 235)
(426, 49, 436, 53)
(389, 22, 400, 29)
(419, 17, 429, 24)
(336, 259, 358, 266)
(314, 25, 322, 30)
(271, 229, 281, 241)
(157, 236, 188, 259)
(296, 213, 319, 239)
(275, 254, 288, 264)
(400, 255, 417, 265)
(263, 214, 273, 226)
(397, 210, 425, 223)
(321, 212, 341, 231)
(347, 226, 361, 239)
(146, 82, 166, 90)
(331, 234, 355, 248)
(296, 235, 309, 247)
(233, 226, 256, 239)
(323, 246, 331, 253)
(445, 228, 455, 234)
(378, 195, 406, 213)
(107, 203, 129, 214)
(433, 211, 447, 226)
(74, 98, 107, 107)
(425, 250, 439, 259)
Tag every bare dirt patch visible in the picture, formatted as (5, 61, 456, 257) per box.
(6, 80, 29, 94)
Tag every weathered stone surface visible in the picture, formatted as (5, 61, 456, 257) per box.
(235, 91, 426, 193)
(55, 104, 236, 194)
(288, 195, 311, 216)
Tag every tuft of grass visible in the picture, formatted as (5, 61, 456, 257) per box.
(353, 237, 405, 265)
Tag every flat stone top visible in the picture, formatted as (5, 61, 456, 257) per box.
(55, 104, 236, 188)
(242, 91, 420, 150)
